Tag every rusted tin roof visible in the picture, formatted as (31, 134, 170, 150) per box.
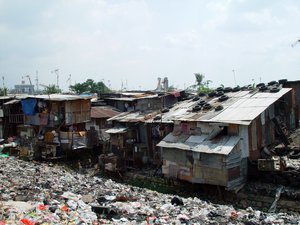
(106, 88, 292, 125)
(157, 133, 240, 155)
(105, 127, 128, 134)
(91, 106, 121, 119)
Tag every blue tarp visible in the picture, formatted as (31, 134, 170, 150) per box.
(21, 98, 37, 116)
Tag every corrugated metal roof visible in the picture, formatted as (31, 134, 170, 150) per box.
(4, 99, 21, 105)
(105, 127, 128, 134)
(106, 88, 292, 125)
(7, 94, 91, 101)
(105, 94, 159, 102)
(31, 94, 92, 101)
(200, 88, 291, 125)
(91, 106, 121, 119)
(107, 110, 162, 123)
(157, 133, 240, 155)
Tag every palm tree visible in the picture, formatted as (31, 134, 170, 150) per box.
(194, 73, 205, 86)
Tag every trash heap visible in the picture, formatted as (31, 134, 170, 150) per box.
(0, 157, 299, 224)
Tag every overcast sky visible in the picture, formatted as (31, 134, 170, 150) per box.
(0, 0, 300, 92)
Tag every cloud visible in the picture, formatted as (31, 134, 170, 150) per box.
(164, 31, 203, 49)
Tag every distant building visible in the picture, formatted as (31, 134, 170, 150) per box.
(14, 81, 35, 94)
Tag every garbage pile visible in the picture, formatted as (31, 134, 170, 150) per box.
(0, 157, 299, 224)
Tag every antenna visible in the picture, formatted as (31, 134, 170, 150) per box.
(35, 70, 39, 92)
(291, 38, 300, 47)
(232, 69, 237, 86)
(2, 76, 4, 88)
(51, 69, 59, 88)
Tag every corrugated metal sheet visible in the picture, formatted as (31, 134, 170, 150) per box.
(105, 127, 128, 134)
(107, 111, 151, 122)
(4, 94, 92, 102)
(200, 88, 291, 125)
(105, 94, 159, 102)
(106, 88, 292, 125)
(157, 133, 240, 155)
(4, 99, 21, 105)
(91, 106, 121, 119)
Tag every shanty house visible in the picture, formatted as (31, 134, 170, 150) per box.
(104, 92, 180, 169)
(3, 94, 92, 158)
(157, 87, 293, 190)
(104, 92, 178, 112)
(85, 106, 121, 153)
(283, 80, 300, 129)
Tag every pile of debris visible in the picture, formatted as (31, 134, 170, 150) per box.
(0, 157, 299, 224)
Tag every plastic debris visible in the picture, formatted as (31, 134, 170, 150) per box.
(0, 157, 299, 224)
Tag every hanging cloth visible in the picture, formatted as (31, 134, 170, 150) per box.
(21, 98, 37, 115)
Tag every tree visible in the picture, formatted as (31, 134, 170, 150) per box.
(69, 79, 110, 94)
(0, 87, 7, 96)
(193, 73, 213, 94)
(194, 73, 204, 86)
(43, 85, 62, 94)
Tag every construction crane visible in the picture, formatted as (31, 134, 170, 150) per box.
(291, 38, 300, 47)
(22, 75, 34, 94)
(66, 74, 71, 87)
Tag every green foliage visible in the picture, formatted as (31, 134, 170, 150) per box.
(69, 79, 110, 94)
(0, 87, 8, 96)
(192, 73, 213, 94)
(194, 73, 204, 86)
(42, 85, 62, 94)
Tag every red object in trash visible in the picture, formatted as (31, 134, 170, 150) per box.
(61, 205, 69, 212)
(0, 221, 6, 225)
(38, 204, 46, 211)
(20, 218, 35, 225)
(146, 216, 157, 225)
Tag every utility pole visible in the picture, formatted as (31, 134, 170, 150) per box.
(35, 70, 39, 92)
(232, 69, 237, 86)
(51, 69, 59, 88)
(66, 74, 71, 90)
(291, 38, 300, 47)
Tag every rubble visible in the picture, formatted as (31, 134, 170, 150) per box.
(0, 156, 299, 224)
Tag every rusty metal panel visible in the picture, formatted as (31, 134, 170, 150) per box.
(201, 166, 227, 186)
(228, 166, 240, 181)
(256, 117, 262, 151)
(177, 166, 193, 182)
(238, 125, 249, 158)
(228, 124, 239, 135)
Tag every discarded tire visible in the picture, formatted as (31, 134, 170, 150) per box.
(224, 87, 232, 93)
(216, 87, 224, 92)
(259, 85, 268, 92)
(203, 103, 212, 110)
(215, 105, 224, 111)
(161, 108, 170, 113)
(268, 81, 278, 86)
(154, 116, 161, 120)
(198, 100, 206, 106)
(198, 92, 206, 97)
(270, 87, 280, 93)
(232, 86, 240, 92)
(216, 91, 224, 97)
(278, 79, 288, 84)
(208, 91, 216, 97)
(241, 85, 249, 91)
(192, 105, 202, 112)
(218, 95, 229, 102)
(256, 83, 265, 88)
(192, 96, 200, 101)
